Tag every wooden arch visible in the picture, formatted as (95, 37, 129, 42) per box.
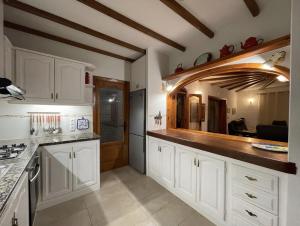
(169, 63, 290, 95)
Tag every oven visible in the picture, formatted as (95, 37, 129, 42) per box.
(26, 152, 40, 226)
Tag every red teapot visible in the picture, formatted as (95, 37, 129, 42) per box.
(219, 45, 235, 58)
(241, 37, 263, 50)
(175, 63, 184, 73)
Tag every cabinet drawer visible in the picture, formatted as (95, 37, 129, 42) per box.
(232, 197, 278, 226)
(232, 164, 278, 194)
(232, 183, 278, 215)
(232, 213, 257, 226)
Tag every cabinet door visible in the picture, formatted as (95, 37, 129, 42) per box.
(14, 173, 29, 226)
(55, 59, 85, 104)
(4, 36, 13, 81)
(42, 144, 73, 201)
(16, 50, 55, 101)
(175, 147, 197, 203)
(160, 142, 175, 189)
(195, 155, 225, 220)
(73, 141, 98, 191)
(148, 138, 161, 180)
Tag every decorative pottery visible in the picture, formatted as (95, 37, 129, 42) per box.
(219, 44, 235, 58)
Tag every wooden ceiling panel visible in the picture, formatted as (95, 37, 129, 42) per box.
(236, 79, 266, 92)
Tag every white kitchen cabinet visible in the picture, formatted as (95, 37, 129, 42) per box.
(40, 140, 100, 209)
(54, 59, 85, 104)
(0, 173, 29, 226)
(130, 56, 146, 91)
(42, 144, 73, 201)
(4, 36, 13, 81)
(73, 141, 98, 191)
(148, 137, 175, 189)
(148, 138, 161, 180)
(195, 155, 225, 220)
(175, 146, 197, 203)
(16, 49, 55, 102)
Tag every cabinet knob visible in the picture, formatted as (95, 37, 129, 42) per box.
(12, 213, 18, 226)
(51, 93, 54, 99)
(245, 176, 257, 181)
(73, 152, 76, 158)
(245, 193, 257, 199)
(245, 210, 257, 217)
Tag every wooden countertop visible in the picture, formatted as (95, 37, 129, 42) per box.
(147, 129, 296, 174)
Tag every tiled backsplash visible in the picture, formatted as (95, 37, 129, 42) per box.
(0, 100, 93, 140)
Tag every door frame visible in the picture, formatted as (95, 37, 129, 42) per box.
(93, 76, 130, 172)
(207, 96, 227, 134)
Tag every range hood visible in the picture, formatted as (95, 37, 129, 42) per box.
(0, 77, 25, 100)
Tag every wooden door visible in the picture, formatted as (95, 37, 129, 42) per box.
(94, 77, 129, 172)
(175, 146, 197, 203)
(73, 141, 98, 191)
(195, 155, 225, 220)
(16, 50, 55, 102)
(42, 144, 73, 201)
(160, 142, 175, 189)
(148, 138, 161, 180)
(208, 96, 227, 134)
(54, 59, 85, 104)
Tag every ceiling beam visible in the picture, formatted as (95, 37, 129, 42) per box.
(215, 76, 260, 87)
(260, 79, 277, 90)
(4, 0, 145, 54)
(4, 21, 135, 62)
(159, 0, 214, 38)
(221, 77, 262, 88)
(236, 79, 266, 92)
(202, 74, 260, 83)
(77, 0, 186, 52)
(243, 0, 260, 17)
(228, 78, 264, 90)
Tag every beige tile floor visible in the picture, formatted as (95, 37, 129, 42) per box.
(34, 166, 215, 226)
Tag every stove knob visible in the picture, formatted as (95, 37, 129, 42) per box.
(19, 143, 25, 147)
(12, 144, 16, 147)
(2, 145, 7, 149)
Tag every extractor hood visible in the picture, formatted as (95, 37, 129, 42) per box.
(0, 77, 25, 100)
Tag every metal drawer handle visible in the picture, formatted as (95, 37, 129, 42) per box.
(194, 158, 196, 166)
(245, 193, 257, 199)
(245, 210, 257, 217)
(29, 164, 40, 183)
(245, 176, 257, 181)
(12, 213, 18, 226)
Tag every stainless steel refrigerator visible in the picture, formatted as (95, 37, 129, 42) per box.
(129, 89, 146, 174)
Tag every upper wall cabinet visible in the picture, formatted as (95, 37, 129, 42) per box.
(4, 36, 13, 81)
(54, 59, 84, 104)
(15, 49, 92, 105)
(131, 56, 146, 91)
(16, 50, 55, 102)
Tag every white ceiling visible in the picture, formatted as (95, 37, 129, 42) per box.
(3, 0, 287, 61)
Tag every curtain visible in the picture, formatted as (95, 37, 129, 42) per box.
(258, 91, 289, 125)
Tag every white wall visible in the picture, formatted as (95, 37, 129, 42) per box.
(146, 48, 169, 131)
(287, 0, 300, 225)
(168, 0, 291, 73)
(0, 101, 93, 141)
(4, 28, 131, 81)
(184, 81, 237, 132)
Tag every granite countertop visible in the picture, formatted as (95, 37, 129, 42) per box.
(0, 133, 100, 212)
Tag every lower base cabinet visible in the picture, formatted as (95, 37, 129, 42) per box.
(40, 140, 100, 209)
(0, 173, 29, 226)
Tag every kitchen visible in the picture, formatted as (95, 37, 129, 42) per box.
(0, 1, 300, 226)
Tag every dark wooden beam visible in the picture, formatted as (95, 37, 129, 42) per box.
(221, 77, 262, 88)
(202, 74, 260, 83)
(260, 79, 277, 90)
(4, 21, 135, 62)
(236, 79, 266, 92)
(215, 76, 260, 87)
(228, 78, 264, 90)
(159, 0, 214, 38)
(244, 0, 260, 17)
(4, 0, 145, 54)
(77, 0, 186, 52)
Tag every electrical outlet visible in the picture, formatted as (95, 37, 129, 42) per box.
(70, 118, 76, 132)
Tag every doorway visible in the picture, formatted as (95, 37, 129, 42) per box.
(93, 76, 129, 172)
(208, 96, 227, 134)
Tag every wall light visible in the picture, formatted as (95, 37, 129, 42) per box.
(248, 98, 254, 105)
(162, 81, 173, 92)
(276, 75, 289, 82)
